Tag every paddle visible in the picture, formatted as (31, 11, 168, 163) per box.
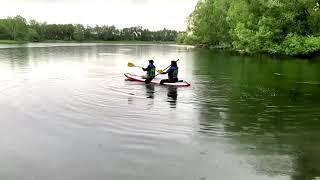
(156, 59, 180, 76)
(128, 59, 180, 77)
(127, 62, 143, 68)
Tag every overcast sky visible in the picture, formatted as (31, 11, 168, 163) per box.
(0, 0, 198, 31)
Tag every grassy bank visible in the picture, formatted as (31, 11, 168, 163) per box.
(0, 40, 27, 44)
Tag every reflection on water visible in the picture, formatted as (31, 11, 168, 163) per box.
(145, 84, 155, 99)
(192, 49, 320, 180)
(0, 43, 320, 180)
(167, 86, 178, 108)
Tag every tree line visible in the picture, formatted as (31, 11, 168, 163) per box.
(178, 0, 320, 56)
(0, 15, 178, 42)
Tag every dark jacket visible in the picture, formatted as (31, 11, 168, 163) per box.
(166, 65, 178, 80)
(143, 64, 156, 77)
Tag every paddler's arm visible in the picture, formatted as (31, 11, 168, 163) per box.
(161, 67, 172, 74)
(160, 69, 170, 74)
(142, 66, 150, 71)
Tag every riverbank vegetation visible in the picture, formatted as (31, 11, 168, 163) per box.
(179, 0, 320, 56)
(0, 40, 26, 44)
(0, 16, 178, 43)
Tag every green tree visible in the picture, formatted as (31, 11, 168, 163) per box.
(73, 24, 85, 41)
(184, 0, 320, 56)
(0, 19, 11, 40)
(26, 28, 40, 42)
(29, 20, 47, 41)
(0, 15, 28, 40)
(188, 0, 231, 45)
(0, 15, 179, 43)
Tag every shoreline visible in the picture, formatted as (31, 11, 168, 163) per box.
(194, 44, 320, 60)
(1, 39, 318, 59)
(0, 40, 176, 45)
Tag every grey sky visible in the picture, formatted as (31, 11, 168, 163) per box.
(0, 0, 199, 30)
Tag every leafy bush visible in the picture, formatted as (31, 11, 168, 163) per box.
(183, 0, 320, 56)
(280, 34, 320, 55)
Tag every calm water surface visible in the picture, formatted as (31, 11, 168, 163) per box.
(0, 43, 320, 180)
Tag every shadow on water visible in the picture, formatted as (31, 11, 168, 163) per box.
(145, 84, 155, 99)
(144, 84, 179, 109)
(166, 86, 178, 108)
(124, 82, 181, 109)
(192, 49, 320, 179)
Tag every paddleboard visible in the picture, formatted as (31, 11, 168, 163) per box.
(124, 73, 191, 87)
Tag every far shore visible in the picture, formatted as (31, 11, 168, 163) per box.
(0, 40, 177, 45)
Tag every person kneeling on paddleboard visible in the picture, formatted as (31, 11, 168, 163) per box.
(142, 60, 156, 84)
(160, 61, 178, 85)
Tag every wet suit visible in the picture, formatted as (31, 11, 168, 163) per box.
(160, 65, 178, 85)
(142, 64, 156, 84)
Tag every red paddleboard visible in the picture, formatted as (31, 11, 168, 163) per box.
(124, 73, 191, 87)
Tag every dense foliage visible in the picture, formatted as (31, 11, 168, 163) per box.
(182, 0, 320, 56)
(0, 16, 178, 42)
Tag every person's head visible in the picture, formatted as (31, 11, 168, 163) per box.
(171, 61, 177, 66)
(149, 60, 154, 64)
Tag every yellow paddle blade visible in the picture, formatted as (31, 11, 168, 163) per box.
(127, 62, 136, 67)
(157, 69, 164, 74)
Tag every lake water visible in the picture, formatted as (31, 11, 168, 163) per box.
(0, 43, 320, 180)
